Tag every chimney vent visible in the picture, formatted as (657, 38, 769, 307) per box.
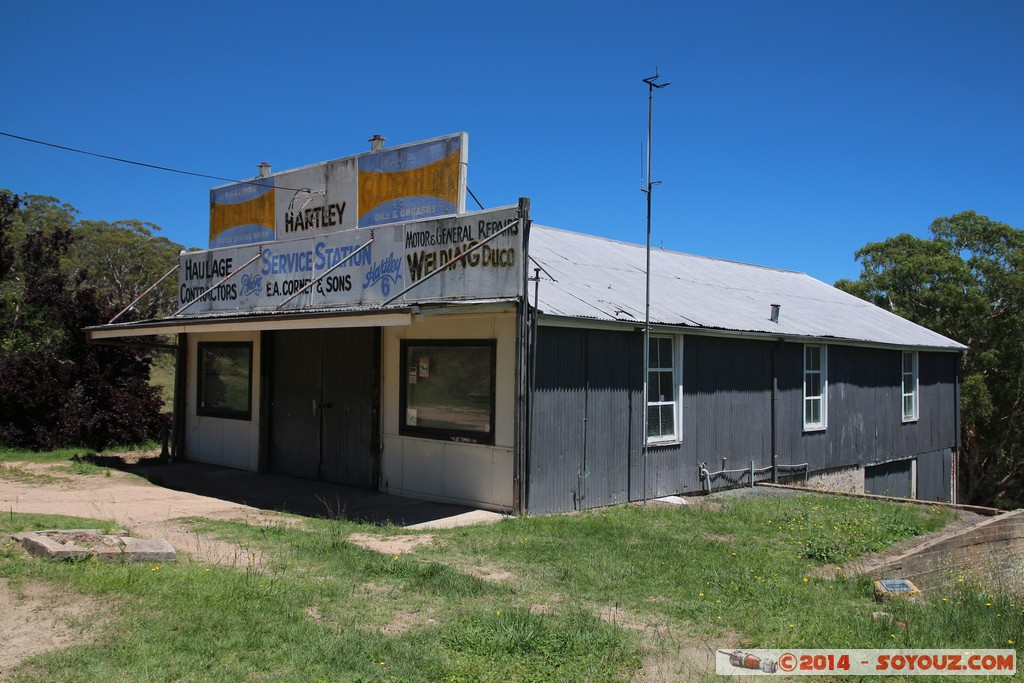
(769, 304, 781, 324)
(369, 134, 387, 152)
(257, 162, 272, 178)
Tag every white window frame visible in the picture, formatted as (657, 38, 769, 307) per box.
(646, 334, 683, 444)
(802, 344, 827, 432)
(902, 351, 919, 422)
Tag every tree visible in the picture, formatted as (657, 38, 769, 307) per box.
(836, 211, 1024, 507)
(68, 219, 182, 317)
(2, 194, 183, 317)
(0, 191, 168, 450)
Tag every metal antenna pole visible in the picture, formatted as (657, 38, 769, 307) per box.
(641, 69, 669, 505)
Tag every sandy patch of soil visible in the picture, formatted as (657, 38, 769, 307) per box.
(0, 578, 102, 681)
(1, 462, 270, 526)
(347, 533, 435, 555)
(462, 564, 516, 583)
(380, 609, 438, 635)
(132, 519, 267, 570)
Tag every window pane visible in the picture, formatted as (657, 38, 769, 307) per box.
(805, 397, 822, 426)
(657, 371, 674, 401)
(647, 404, 675, 439)
(659, 404, 675, 437)
(658, 338, 672, 366)
(648, 337, 673, 370)
(903, 395, 914, 418)
(805, 346, 820, 371)
(198, 344, 251, 418)
(807, 372, 821, 398)
(647, 404, 663, 436)
(403, 342, 494, 443)
(649, 370, 673, 401)
(903, 352, 913, 373)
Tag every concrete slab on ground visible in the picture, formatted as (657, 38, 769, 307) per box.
(12, 529, 176, 562)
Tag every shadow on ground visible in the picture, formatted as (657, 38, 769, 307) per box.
(86, 455, 479, 527)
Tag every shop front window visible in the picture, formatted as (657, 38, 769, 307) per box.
(400, 340, 496, 444)
(197, 342, 252, 420)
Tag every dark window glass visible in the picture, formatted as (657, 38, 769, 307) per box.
(197, 342, 252, 420)
(400, 340, 496, 444)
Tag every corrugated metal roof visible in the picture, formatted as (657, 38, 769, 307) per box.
(528, 226, 964, 350)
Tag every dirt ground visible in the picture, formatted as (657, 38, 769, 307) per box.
(7, 464, 939, 681)
(0, 460, 731, 681)
(0, 461, 281, 679)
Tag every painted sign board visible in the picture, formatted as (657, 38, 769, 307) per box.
(274, 158, 358, 241)
(209, 133, 467, 248)
(180, 205, 522, 314)
(208, 178, 275, 248)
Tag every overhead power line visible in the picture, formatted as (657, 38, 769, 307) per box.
(2, 130, 486, 205)
(0, 130, 264, 187)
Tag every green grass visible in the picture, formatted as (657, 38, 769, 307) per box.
(0, 445, 158, 473)
(0, 463, 60, 484)
(0, 446, 98, 465)
(149, 349, 176, 406)
(1, 514, 637, 682)
(1, 493, 1019, 681)
(1, 513, 119, 535)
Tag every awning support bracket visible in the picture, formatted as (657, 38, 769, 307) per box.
(108, 263, 180, 323)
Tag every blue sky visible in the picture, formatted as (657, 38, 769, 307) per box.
(1, 1, 1020, 285)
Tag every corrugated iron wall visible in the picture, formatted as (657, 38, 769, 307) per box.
(776, 346, 959, 472)
(865, 458, 915, 498)
(527, 325, 960, 513)
(528, 327, 640, 514)
(684, 335, 774, 471)
(915, 449, 954, 502)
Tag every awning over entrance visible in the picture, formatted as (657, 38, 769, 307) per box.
(86, 309, 414, 340)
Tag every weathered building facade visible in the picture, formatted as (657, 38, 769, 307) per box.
(88, 136, 963, 514)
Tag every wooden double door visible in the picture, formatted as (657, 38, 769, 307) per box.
(268, 328, 379, 487)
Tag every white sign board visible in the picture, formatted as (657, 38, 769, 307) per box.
(179, 205, 522, 314)
(209, 133, 467, 248)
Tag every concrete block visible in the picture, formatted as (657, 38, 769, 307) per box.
(11, 530, 176, 563)
(120, 537, 176, 562)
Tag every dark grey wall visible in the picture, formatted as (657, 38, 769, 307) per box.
(528, 327, 640, 514)
(865, 459, 914, 498)
(527, 325, 960, 513)
(776, 345, 959, 470)
(916, 449, 954, 502)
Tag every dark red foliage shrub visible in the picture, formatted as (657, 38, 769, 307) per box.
(0, 192, 166, 450)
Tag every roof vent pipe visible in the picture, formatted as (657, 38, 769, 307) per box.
(770, 304, 781, 324)
(369, 134, 387, 152)
(257, 162, 272, 178)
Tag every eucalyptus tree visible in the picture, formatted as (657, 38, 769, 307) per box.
(837, 211, 1024, 507)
